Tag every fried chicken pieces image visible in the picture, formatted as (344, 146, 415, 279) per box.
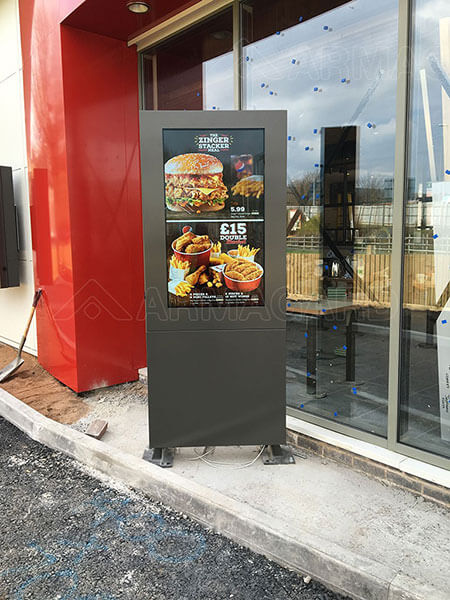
(185, 265, 206, 286)
(225, 259, 262, 281)
(174, 232, 212, 254)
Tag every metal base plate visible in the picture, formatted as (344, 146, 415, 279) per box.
(143, 447, 174, 468)
(261, 445, 295, 465)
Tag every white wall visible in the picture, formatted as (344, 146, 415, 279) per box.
(0, 0, 36, 354)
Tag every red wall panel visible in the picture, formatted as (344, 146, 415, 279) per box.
(61, 26, 145, 391)
(19, 0, 146, 392)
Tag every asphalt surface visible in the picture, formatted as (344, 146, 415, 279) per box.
(0, 417, 350, 600)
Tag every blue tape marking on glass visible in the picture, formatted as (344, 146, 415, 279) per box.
(301, 194, 306, 199)
(334, 412, 338, 416)
(341, 78, 346, 82)
(300, 404, 304, 408)
(325, 265, 329, 270)
(313, 128, 318, 134)
(433, 234, 438, 239)
(291, 59, 296, 64)
(307, 372, 311, 377)
(322, 309, 326, 313)
(316, 193, 320, 198)
(305, 146, 310, 151)
(343, 345, 347, 350)
(212, 106, 216, 110)
(352, 387, 357, 394)
(246, 56, 249, 61)
(288, 135, 292, 140)
(287, 302, 291, 307)
(299, 16, 303, 22)
(323, 25, 329, 30)
(276, 31, 280, 35)
(196, 92, 200, 97)
(314, 163, 319, 167)
(313, 87, 318, 91)
(445, 169, 450, 175)
(367, 122, 373, 128)
(260, 82, 265, 87)
(442, 320, 447, 324)
(333, 325, 337, 330)
(269, 91, 274, 95)
(304, 332, 308, 338)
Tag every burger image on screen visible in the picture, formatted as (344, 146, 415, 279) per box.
(165, 153, 228, 212)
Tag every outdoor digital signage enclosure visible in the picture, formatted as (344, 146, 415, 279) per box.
(140, 111, 287, 463)
(0, 166, 19, 289)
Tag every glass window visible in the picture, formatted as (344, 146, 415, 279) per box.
(399, 0, 450, 458)
(141, 9, 234, 111)
(242, 0, 399, 436)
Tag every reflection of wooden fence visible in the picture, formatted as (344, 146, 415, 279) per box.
(286, 253, 320, 300)
(286, 252, 449, 309)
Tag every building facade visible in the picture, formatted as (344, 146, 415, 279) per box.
(0, 0, 449, 477)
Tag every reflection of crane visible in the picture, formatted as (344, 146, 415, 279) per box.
(349, 70, 383, 124)
(429, 54, 450, 99)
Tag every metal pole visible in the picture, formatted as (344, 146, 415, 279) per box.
(387, 0, 412, 448)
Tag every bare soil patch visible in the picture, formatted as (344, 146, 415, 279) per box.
(0, 342, 88, 424)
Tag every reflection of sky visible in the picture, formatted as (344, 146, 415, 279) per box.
(408, 0, 450, 192)
(243, 0, 398, 183)
(203, 52, 234, 110)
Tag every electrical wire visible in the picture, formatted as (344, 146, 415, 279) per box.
(187, 447, 215, 461)
(194, 445, 266, 470)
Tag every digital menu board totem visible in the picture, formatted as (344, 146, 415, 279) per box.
(140, 110, 287, 453)
(163, 129, 265, 308)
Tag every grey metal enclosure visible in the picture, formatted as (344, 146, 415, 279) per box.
(140, 110, 287, 447)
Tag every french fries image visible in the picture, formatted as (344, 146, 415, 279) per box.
(236, 244, 259, 258)
(231, 175, 264, 199)
(170, 256, 190, 270)
(175, 281, 192, 297)
(211, 241, 221, 254)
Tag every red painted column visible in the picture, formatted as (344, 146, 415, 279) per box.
(61, 26, 145, 391)
(19, 0, 146, 392)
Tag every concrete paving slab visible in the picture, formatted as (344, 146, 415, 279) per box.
(0, 387, 449, 600)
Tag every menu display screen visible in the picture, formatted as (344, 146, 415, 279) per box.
(163, 128, 265, 308)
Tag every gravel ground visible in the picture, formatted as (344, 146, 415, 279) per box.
(0, 417, 350, 600)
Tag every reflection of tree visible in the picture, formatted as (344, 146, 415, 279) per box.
(287, 172, 318, 206)
(356, 175, 386, 204)
(286, 172, 319, 236)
